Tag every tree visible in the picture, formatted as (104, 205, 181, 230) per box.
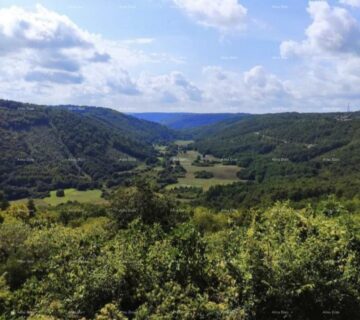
(110, 182, 184, 229)
(0, 192, 9, 211)
(27, 199, 36, 217)
(95, 304, 127, 320)
(56, 189, 65, 197)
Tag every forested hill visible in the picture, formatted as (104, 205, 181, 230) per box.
(191, 112, 360, 208)
(131, 112, 248, 130)
(60, 106, 177, 143)
(0, 100, 175, 200)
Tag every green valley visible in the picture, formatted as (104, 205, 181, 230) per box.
(1, 102, 360, 320)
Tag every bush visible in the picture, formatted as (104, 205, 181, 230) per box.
(194, 171, 214, 179)
(56, 189, 65, 197)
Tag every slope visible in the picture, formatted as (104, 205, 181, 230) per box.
(0, 100, 170, 200)
(190, 112, 360, 208)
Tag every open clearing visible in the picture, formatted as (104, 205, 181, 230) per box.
(167, 149, 241, 191)
(174, 140, 194, 146)
(12, 188, 106, 207)
(44, 189, 106, 206)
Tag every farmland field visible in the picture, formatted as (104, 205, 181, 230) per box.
(167, 149, 241, 191)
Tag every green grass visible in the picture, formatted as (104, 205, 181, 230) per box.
(174, 140, 194, 146)
(12, 189, 107, 207)
(11, 198, 49, 208)
(43, 189, 106, 206)
(154, 144, 167, 153)
(167, 150, 241, 191)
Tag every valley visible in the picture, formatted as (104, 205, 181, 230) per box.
(166, 148, 241, 191)
(1, 100, 360, 320)
(2, 1, 360, 318)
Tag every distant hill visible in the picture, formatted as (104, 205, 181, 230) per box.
(0, 100, 176, 200)
(130, 113, 248, 130)
(61, 106, 177, 143)
(191, 112, 360, 208)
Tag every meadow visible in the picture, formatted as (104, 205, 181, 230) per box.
(167, 149, 241, 191)
(11, 188, 106, 207)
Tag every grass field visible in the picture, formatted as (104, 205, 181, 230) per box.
(174, 140, 194, 146)
(43, 189, 106, 206)
(167, 149, 241, 191)
(12, 188, 107, 207)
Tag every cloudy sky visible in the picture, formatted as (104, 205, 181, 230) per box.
(0, 0, 360, 113)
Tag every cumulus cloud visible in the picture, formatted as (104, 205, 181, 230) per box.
(0, 4, 187, 107)
(0, 5, 92, 54)
(202, 66, 292, 112)
(0, 5, 110, 86)
(244, 66, 288, 99)
(340, 0, 360, 7)
(3, 3, 360, 113)
(105, 68, 140, 96)
(138, 71, 203, 104)
(172, 0, 248, 32)
(281, 1, 360, 58)
(276, 2, 360, 112)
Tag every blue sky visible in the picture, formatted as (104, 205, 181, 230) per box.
(0, 0, 360, 113)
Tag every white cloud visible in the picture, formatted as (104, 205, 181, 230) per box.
(172, 0, 248, 32)
(2, 3, 360, 113)
(0, 4, 188, 108)
(0, 5, 92, 54)
(340, 0, 360, 7)
(202, 66, 292, 112)
(244, 66, 288, 100)
(0, 5, 108, 86)
(281, 1, 360, 58)
(277, 2, 360, 112)
(138, 71, 203, 104)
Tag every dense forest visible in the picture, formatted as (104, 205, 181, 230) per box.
(0, 100, 176, 200)
(191, 112, 360, 209)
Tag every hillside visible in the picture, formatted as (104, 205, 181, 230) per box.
(130, 112, 248, 130)
(0, 100, 175, 200)
(61, 106, 177, 143)
(191, 112, 360, 208)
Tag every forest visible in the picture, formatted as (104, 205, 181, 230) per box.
(1, 100, 360, 319)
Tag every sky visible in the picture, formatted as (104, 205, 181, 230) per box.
(0, 0, 360, 113)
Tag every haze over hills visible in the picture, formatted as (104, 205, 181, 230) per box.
(130, 112, 249, 130)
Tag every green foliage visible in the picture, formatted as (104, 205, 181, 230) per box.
(55, 189, 64, 198)
(109, 183, 186, 229)
(0, 193, 9, 211)
(1, 104, 360, 319)
(222, 203, 360, 319)
(194, 171, 214, 179)
(192, 112, 360, 208)
(27, 199, 36, 217)
(0, 195, 359, 319)
(0, 99, 177, 200)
